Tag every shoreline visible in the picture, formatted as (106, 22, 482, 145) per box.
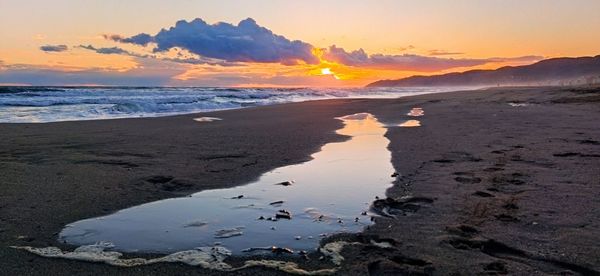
(1, 86, 599, 275)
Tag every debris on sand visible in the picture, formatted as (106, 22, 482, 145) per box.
(299, 250, 309, 260)
(242, 246, 294, 254)
(304, 208, 333, 222)
(391, 172, 399, 177)
(230, 195, 244, 199)
(241, 246, 271, 253)
(183, 220, 208, 228)
(272, 246, 294, 254)
(320, 241, 358, 265)
(269, 200, 285, 206)
(371, 196, 434, 217)
(275, 181, 294, 186)
(275, 210, 292, 220)
(214, 227, 244, 238)
(240, 260, 336, 275)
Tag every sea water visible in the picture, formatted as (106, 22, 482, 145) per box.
(0, 86, 453, 123)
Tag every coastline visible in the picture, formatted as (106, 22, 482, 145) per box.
(1, 86, 599, 275)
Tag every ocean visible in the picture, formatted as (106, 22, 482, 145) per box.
(0, 86, 456, 123)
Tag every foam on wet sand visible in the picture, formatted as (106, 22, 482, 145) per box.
(12, 240, 351, 274)
(193, 117, 222, 122)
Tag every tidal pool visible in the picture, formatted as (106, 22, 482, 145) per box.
(60, 113, 394, 254)
(407, 107, 424, 117)
(398, 120, 421, 127)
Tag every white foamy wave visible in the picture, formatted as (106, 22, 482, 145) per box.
(0, 87, 460, 123)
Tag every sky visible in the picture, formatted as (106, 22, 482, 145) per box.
(0, 0, 599, 87)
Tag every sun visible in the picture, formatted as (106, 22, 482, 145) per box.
(320, 67, 340, 79)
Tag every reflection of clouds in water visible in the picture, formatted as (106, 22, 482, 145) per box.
(337, 113, 387, 136)
(337, 113, 371, 120)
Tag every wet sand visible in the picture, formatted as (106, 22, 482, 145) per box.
(1, 86, 599, 275)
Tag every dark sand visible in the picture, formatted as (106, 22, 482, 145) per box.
(1, 86, 599, 275)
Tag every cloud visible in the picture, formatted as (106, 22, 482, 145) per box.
(487, 55, 545, 63)
(109, 18, 318, 65)
(78, 45, 129, 55)
(78, 44, 240, 67)
(104, 33, 154, 46)
(322, 45, 543, 72)
(0, 60, 184, 86)
(428, 49, 464, 56)
(40, 44, 68, 52)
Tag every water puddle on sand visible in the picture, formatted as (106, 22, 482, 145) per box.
(193, 116, 222, 122)
(407, 107, 424, 117)
(59, 113, 394, 255)
(398, 107, 423, 127)
(508, 102, 530, 107)
(398, 120, 421, 127)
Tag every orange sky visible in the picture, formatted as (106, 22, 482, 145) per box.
(1, 0, 599, 87)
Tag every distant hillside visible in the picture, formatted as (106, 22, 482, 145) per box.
(367, 55, 600, 87)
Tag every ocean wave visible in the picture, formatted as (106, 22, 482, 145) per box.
(0, 86, 66, 94)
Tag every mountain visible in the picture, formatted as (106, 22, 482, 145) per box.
(367, 55, 600, 87)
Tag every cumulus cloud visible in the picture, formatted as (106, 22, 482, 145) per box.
(108, 18, 318, 65)
(322, 45, 543, 72)
(40, 44, 68, 52)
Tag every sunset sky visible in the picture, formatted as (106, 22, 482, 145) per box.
(1, 0, 599, 87)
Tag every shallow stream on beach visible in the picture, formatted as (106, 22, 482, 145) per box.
(59, 113, 394, 254)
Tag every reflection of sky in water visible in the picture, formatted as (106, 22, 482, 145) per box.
(60, 113, 393, 254)
(399, 120, 421, 127)
(407, 107, 424, 117)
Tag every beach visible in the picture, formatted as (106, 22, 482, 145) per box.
(1, 86, 599, 275)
